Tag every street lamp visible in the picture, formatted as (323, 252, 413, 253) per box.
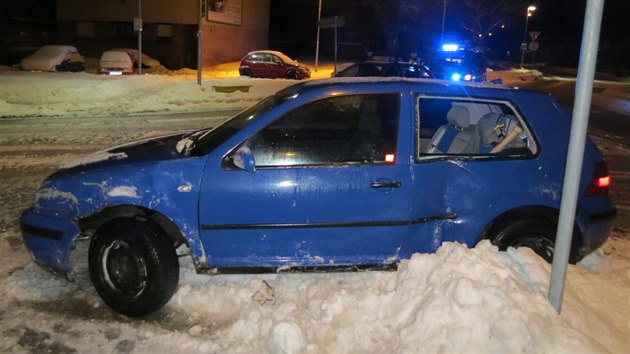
(315, 0, 322, 72)
(520, 5, 536, 69)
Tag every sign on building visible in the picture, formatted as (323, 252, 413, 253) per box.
(207, 0, 242, 26)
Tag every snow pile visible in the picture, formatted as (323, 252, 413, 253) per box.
(3, 240, 628, 353)
(0, 67, 295, 118)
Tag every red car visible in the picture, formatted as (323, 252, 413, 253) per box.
(239, 50, 310, 79)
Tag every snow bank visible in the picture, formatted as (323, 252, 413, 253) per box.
(3, 240, 627, 353)
(0, 67, 295, 118)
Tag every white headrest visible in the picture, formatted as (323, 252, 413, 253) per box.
(447, 106, 470, 128)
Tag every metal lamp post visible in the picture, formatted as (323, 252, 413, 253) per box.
(520, 5, 536, 69)
(315, 0, 322, 72)
(440, 0, 447, 43)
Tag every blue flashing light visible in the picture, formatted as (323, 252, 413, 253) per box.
(442, 44, 460, 52)
(451, 73, 462, 81)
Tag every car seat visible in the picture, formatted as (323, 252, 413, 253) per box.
(424, 105, 479, 154)
(477, 112, 527, 153)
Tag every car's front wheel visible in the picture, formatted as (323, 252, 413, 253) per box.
(240, 68, 253, 77)
(286, 70, 298, 79)
(89, 218, 179, 317)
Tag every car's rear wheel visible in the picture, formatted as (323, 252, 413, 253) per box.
(241, 68, 253, 77)
(89, 218, 179, 317)
(488, 218, 557, 263)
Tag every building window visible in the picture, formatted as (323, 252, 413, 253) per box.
(157, 24, 173, 42)
(76, 22, 95, 38)
(113, 22, 135, 40)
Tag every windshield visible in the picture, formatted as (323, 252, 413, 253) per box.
(191, 86, 302, 156)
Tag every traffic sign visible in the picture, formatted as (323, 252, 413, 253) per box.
(529, 31, 541, 41)
(319, 16, 345, 29)
(529, 41, 540, 51)
(134, 18, 143, 31)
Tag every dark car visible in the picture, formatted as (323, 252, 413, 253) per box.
(428, 45, 487, 82)
(334, 60, 433, 79)
(239, 50, 310, 79)
(21, 78, 615, 317)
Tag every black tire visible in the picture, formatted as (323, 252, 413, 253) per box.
(286, 70, 297, 79)
(241, 68, 253, 77)
(89, 218, 179, 317)
(489, 218, 557, 263)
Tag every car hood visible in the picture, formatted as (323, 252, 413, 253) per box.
(35, 132, 206, 220)
(54, 133, 188, 177)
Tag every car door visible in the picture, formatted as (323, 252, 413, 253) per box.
(401, 94, 540, 258)
(267, 53, 286, 78)
(198, 92, 414, 268)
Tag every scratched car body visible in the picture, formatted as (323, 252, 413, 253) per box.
(20, 78, 616, 317)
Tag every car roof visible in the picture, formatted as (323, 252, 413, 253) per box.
(282, 77, 548, 101)
(246, 50, 296, 63)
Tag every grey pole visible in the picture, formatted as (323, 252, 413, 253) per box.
(138, 0, 142, 74)
(315, 0, 322, 72)
(440, 0, 447, 43)
(548, 0, 605, 313)
(519, 9, 530, 69)
(197, 0, 203, 86)
(333, 16, 338, 74)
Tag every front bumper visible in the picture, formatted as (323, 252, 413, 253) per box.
(20, 207, 81, 272)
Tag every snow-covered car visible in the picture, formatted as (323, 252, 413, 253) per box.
(98, 51, 134, 75)
(111, 48, 161, 68)
(239, 50, 310, 79)
(20, 78, 616, 317)
(20, 45, 85, 72)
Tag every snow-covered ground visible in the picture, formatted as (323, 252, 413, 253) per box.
(0, 64, 629, 353)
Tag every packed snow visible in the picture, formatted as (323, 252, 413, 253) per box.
(0, 62, 628, 353)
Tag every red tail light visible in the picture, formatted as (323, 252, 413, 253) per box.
(585, 162, 611, 196)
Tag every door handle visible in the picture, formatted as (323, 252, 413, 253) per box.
(371, 181, 402, 188)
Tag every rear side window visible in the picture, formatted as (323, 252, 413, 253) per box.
(417, 96, 537, 158)
(248, 94, 400, 167)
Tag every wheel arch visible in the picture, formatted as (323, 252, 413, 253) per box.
(479, 205, 583, 259)
(79, 205, 186, 247)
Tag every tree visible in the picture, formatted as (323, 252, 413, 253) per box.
(369, 0, 443, 54)
(459, 0, 528, 41)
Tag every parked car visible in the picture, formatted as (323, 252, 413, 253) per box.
(111, 48, 161, 68)
(428, 45, 487, 82)
(20, 78, 616, 317)
(239, 50, 310, 79)
(20, 45, 85, 72)
(98, 51, 134, 75)
(334, 60, 433, 79)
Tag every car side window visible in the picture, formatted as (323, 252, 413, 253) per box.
(270, 54, 282, 64)
(417, 97, 537, 158)
(248, 94, 400, 167)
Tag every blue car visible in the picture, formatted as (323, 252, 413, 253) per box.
(20, 78, 616, 317)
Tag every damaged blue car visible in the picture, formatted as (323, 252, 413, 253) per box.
(20, 78, 616, 317)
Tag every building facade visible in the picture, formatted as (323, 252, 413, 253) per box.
(57, 0, 269, 69)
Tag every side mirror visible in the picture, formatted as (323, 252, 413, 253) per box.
(231, 145, 256, 173)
